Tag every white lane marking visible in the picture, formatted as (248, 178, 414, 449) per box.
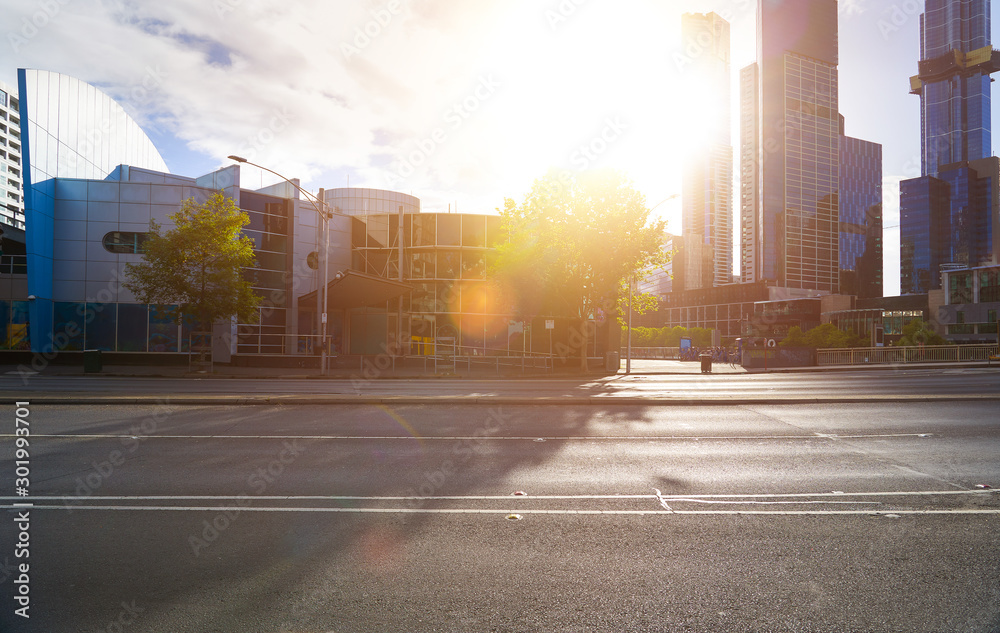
(0, 433, 940, 441)
(2, 490, 995, 501)
(652, 488, 674, 512)
(3, 505, 998, 516)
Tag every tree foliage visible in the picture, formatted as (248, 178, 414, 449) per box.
(893, 318, 948, 346)
(628, 325, 714, 348)
(780, 323, 865, 348)
(488, 169, 667, 365)
(123, 192, 262, 330)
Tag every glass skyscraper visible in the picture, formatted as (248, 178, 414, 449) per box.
(741, 0, 842, 292)
(839, 129, 883, 298)
(900, 0, 1000, 294)
(680, 13, 733, 288)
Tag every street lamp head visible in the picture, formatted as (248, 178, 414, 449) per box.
(228, 155, 248, 163)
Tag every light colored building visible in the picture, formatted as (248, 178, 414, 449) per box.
(680, 12, 733, 289)
(739, 63, 758, 284)
(934, 263, 1000, 342)
(323, 187, 419, 217)
(0, 79, 23, 229)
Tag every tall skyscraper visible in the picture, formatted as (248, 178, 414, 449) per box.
(900, 0, 1000, 294)
(0, 80, 23, 230)
(739, 63, 759, 284)
(740, 0, 841, 293)
(839, 119, 883, 298)
(680, 12, 733, 289)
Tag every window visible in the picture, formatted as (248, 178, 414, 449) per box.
(103, 232, 149, 254)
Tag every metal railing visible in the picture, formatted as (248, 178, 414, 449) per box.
(817, 344, 999, 366)
(629, 347, 682, 360)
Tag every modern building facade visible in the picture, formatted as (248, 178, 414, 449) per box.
(323, 187, 419, 217)
(900, 0, 1000, 294)
(4, 68, 616, 363)
(17, 69, 171, 353)
(839, 125, 883, 298)
(934, 262, 1000, 342)
(0, 79, 23, 230)
(680, 12, 733, 289)
(741, 0, 841, 293)
(739, 63, 759, 284)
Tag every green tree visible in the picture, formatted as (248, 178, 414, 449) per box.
(489, 169, 667, 369)
(123, 192, 262, 342)
(894, 318, 947, 346)
(780, 326, 809, 348)
(780, 323, 865, 348)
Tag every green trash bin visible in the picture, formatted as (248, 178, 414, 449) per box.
(83, 349, 102, 373)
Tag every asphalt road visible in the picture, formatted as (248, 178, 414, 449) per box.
(1, 401, 999, 632)
(2, 366, 1000, 401)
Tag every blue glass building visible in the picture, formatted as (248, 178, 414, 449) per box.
(900, 0, 1000, 294)
(839, 131, 883, 298)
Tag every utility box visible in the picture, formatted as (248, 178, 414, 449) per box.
(83, 349, 102, 373)
(699, 353, 712, 374)
(606, 351, 620, 372)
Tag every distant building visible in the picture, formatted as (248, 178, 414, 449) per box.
(680, 12, 733, 289)
(839, 123, 883, 298)
(899, 0, 1000, 294)
(739, 63, 759, 284)
(0, 79, 23, 230)
(933, 263, 1000, 343)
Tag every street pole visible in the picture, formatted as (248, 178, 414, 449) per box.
(397, 204, 404, 357)
(319, 188, 329, 376)
(626, 272, 633, 374)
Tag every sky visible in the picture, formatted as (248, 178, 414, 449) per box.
(1, 0, 998, 297)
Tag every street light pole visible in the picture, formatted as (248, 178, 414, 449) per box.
(228, 155, 332, 375)
(626, 271, 633, 374)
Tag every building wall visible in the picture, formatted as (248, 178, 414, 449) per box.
(324, 188, 419, 216)
(938, 263, 1000, 340)
(0, 80, 23, 230)
(18, 69, 169, 353)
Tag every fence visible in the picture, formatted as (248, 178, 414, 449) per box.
(817, 344, 999, 366)
(629, 347, 682, 360)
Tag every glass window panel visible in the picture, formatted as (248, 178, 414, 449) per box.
(149, 304, 179, 352)
(352, 217, 367, 249)
(117, 304, 148, 351)
(412, 214, 435, 246)
(437, 214, 461, 246)
(437, 251, 461, 279)
(409, 252, 435, 279)
(462, 252, 485, 279)
(437, 281, 459, 313)
(367, 214, 389, 248)
(103, 231, 148, 254)
(53, 302, 85, 351)
(462, 215, 486, 247)
(85, 302, 116, 350)
(410, 283, 436, 313)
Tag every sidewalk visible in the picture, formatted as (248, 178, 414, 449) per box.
(4, 357, 996, 380)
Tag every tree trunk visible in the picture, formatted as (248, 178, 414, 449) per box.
(579, 317, 588, 372)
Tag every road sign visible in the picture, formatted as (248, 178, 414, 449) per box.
(545, 319, 554, 330)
